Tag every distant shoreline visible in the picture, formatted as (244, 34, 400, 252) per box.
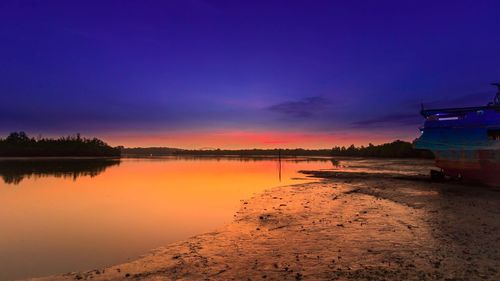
(0, 156, 120, 160)
(122, 154, 432, 161)
(122, 140, 434, 159)
(1, 132, 433, 159)
(0, 154, 434, 160)
(0, 154, 433, 161)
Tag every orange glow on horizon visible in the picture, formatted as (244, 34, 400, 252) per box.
(103, 129, 416, 149)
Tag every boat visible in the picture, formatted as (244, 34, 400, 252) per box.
(414, 84, 500, 186)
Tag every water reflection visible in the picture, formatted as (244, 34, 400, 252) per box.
(121, 156, 336, 183)
(0, 158, 120, 185)
(0, 156, 335, 281)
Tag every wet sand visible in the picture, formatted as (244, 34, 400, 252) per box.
(28, 160, 500, 280)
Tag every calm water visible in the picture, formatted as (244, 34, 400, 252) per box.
(0, 156, 335, 280)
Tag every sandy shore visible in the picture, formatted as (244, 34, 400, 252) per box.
(28, 164, 500, 281)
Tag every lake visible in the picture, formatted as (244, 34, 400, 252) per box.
(0, 156, 336, 280)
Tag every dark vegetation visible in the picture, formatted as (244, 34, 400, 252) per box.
(1, 132, 431, 159)
(123, 147, 183, 156)
(0, 158, 120, 185)
(0, 132, 121, 157)
(123, 140, 433, 159)
(330, 140, 433, 158)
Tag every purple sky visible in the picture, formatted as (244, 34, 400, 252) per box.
(1, 0, 499, 148)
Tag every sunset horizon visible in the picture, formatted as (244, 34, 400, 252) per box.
(1, 1, 499, 280)
(1, 129, 417, 149)
(2, 1, 499, 150)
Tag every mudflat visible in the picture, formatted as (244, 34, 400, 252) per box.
(29, 159, 500, 281)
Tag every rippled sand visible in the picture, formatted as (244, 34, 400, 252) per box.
(28, 159, 500, 281)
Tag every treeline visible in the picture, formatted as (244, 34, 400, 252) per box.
(122, 147, 333, 156)
(1, 132, 432, 159)
(122, 147, 183, 156)
(331, 140, 433, 158)
(0, 132, 121, 157)
(122, 140, 433, 159)
(178, 148, 333, 156)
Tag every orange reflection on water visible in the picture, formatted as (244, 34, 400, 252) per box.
(0, 157, 333, 281)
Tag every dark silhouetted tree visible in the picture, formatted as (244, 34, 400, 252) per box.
(0, 132, 121, 157)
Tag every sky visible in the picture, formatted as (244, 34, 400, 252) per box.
(1, 0, 500, 148)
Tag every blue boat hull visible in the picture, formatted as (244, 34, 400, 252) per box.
(415, 106, 500, 186)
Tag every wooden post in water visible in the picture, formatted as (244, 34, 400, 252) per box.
(278, 149, 282, 182)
